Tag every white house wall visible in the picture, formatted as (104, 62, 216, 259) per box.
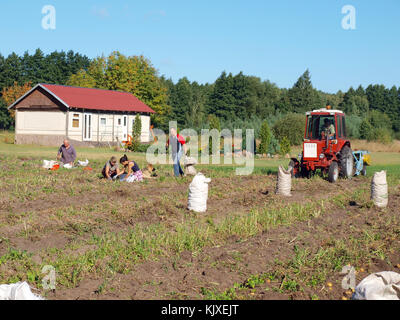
(16, 109, 151, 145)
(16, 110, 66, 135)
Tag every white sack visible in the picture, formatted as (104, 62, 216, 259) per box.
(0, 281, 43, 300)
(353, 271, 400, 300)
(63, 163, 73, 169)
(188, 173, 211, 213)
(77, 159, 89, 167)
(371, 170, 388, 208)
(42, 160, 57, 169)
(275, 165, 292, 196)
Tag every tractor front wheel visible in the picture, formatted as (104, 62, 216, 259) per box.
(328, 161, 339, 183)
(340, 146, 354, 179)
(361, 165, 367, 176)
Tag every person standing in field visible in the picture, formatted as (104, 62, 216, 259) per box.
(57, 139, 76, 166)
(167, 128, 187, 177)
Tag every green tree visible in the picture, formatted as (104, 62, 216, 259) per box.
(169, 77, 192, 126)
(0, 98, 13, 129)
(272, 113, 305, 146)
(359, 118, 374, 140)
(130, 114, 142, 151)
(258, 120, 271, 154)
(207, 71, 236, 120)
(287, 69, 323, 113)
(68, 51, 172, 130)
(279, 136, 291, 156)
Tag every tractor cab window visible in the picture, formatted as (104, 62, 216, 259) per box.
(306, 115, 336, 140)
(337, 115, 343, 137)
(342, 116, 347, 138)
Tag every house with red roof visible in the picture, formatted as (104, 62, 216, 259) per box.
(8, 84, 155, 146)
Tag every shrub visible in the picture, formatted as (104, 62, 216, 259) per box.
(279, 136, 291, 156)
(359, 118, 374, 140)
(258, 120, 271, 154)
(345, 115, 362, 138)
(272, 113, 304, 146)
(128, 114, 142, 152)
(375, 128, 393, 144)
(359, 111, 394, 143)
(269, 133, 280, 155)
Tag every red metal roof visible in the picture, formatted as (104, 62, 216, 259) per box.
(40, 84, 155, 113)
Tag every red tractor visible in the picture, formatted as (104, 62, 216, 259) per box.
(289, 107, 354, 183)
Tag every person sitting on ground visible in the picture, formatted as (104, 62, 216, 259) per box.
(118, 154, 143, 182)
(102, 156, 120, 180)
(321, 118, 335, 140)
(57, 139, 76, 166)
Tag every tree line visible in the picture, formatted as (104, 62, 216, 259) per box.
(1, 49, 399, 146)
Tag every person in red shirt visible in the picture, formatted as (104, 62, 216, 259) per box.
(167, 128, 187, 177)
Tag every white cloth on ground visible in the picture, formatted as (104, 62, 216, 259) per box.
(353, 271, 400, 300)
(0, 282, 43, 300)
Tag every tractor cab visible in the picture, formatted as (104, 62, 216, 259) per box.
(303, 108, 348, 160)
(290, 107, 354, 183)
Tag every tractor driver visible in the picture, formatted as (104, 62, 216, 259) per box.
(321, 118, 335, 140)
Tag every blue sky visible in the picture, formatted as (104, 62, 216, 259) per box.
(0, 0, 399, 93)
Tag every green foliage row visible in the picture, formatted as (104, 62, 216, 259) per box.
(1, 49, 399, 146)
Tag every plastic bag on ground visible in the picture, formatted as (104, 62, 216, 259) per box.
(63, 163, 73, 169)
(77, 159, 89, 167)
(184, 156, 197, 166)
(188, 173, 211, 213)
(42, 160, 57, 169)
(0, 282, 44, 300)
(352, 271, 400, 300)
(275, 165, 292, 196)
(371, 170, 388, 208)
(184, 157, 197, 176)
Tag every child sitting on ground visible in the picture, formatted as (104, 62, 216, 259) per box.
(119, 154, 143, 182)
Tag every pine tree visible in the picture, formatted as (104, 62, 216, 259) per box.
(279, 136, 291, 156)
(288, 69, 322, 113)
(258, 120, 271, 154)
(131, 114, 142, 151)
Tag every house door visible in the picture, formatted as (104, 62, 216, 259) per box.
(116, 116, 128, 141)
(122, 115, 128, 140)
(83, 113, 92, 141)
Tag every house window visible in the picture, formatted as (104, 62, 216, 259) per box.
(100, 118, 106, 126)
(72, 114, 80, 128)
(118, 118, 121, 125)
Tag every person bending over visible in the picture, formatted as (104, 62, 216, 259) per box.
(102, 156, 120, 180)
(57, 139, 76, 166)
(119, 155, 143, 182)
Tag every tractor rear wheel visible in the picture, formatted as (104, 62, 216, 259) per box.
(328, 161, 339, 183)
(340, 146, 354, 179)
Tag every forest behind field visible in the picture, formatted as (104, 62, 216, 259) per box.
(1, 49, 399, 146)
